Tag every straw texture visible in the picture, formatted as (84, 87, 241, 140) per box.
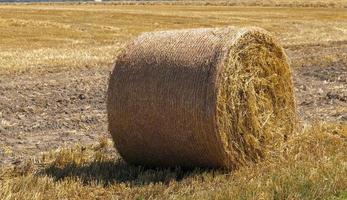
(107, 27, 296, 169)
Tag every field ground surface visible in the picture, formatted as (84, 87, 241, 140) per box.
(0, 3, 347, 200)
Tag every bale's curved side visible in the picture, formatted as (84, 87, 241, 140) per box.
(107, 27, 296, 169)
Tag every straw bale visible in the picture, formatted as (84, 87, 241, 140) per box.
(107, 27, 296, 169)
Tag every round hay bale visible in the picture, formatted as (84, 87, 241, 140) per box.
(107, 27, 296, 169)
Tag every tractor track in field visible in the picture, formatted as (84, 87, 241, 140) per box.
(0, 46, 346, 166)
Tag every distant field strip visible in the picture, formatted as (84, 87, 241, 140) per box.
(0, 4, 346, 73)
(2, 0, 346, 8)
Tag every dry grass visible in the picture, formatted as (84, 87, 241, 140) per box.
(0, 123, 346, 199)
(0, 4, 346, 74)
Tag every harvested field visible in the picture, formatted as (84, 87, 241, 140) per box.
(0, 2, 346, 199)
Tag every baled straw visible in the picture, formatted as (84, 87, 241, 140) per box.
(107, 27, 296, 169)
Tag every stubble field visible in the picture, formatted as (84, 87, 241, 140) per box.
(0, 2, 346, 199)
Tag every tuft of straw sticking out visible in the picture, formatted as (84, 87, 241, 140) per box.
(107, 27, 296, 169)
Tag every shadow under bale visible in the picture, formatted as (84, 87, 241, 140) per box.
(39, 160, 213, 186)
